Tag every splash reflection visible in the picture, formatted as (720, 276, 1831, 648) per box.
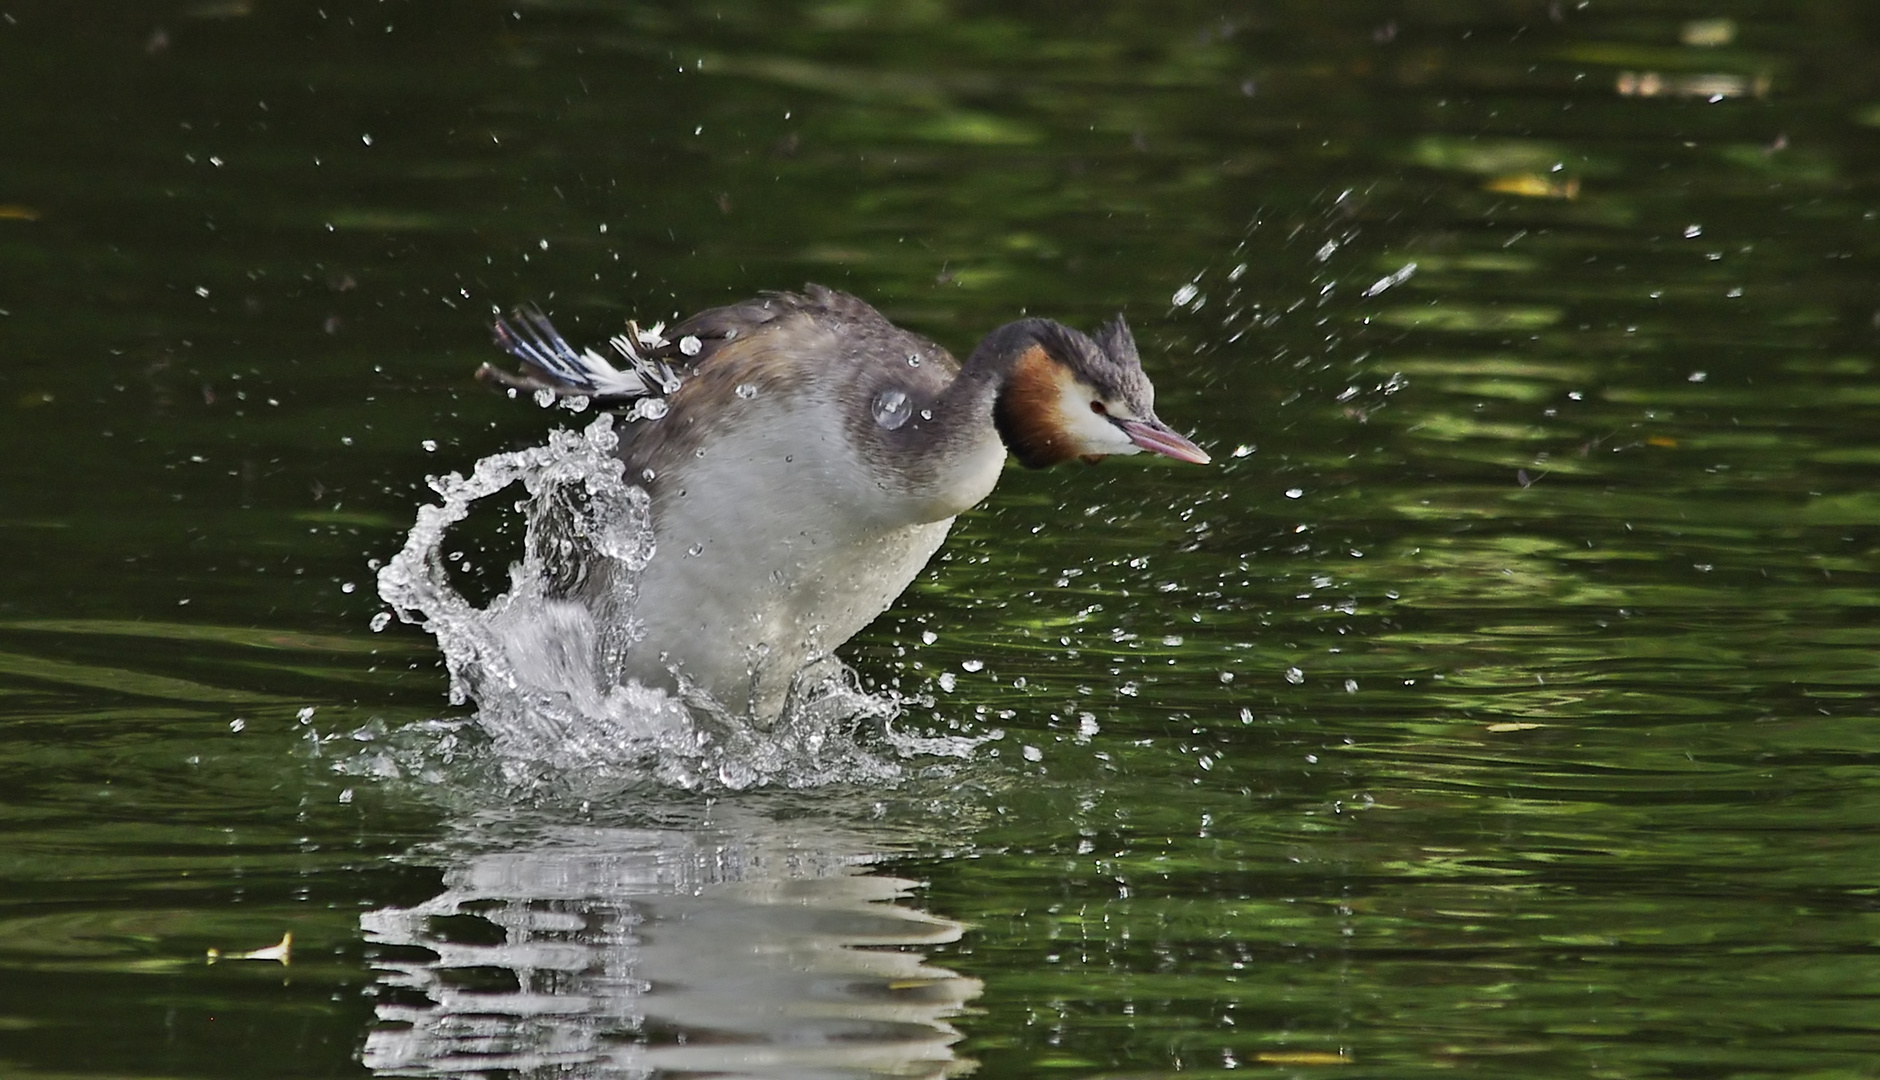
(361, 810, 979, 1078)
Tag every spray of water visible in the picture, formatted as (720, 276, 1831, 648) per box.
(375, 413, 990, 792)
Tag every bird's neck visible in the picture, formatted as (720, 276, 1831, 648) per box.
(936, 317, 1050, 427)
(873, 319, 1048, 520)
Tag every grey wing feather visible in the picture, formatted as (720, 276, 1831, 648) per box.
(480, 285, 879, 406)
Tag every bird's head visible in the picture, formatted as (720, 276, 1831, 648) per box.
(989, 316, 1211, 469)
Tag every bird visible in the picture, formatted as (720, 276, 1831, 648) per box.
(479, 285, 1209, 723)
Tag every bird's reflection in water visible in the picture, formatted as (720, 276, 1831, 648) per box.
(361, 806, 980, 1078)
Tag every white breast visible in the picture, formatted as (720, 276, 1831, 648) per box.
(616, 387, 1005, 720)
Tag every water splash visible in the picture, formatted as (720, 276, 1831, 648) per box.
(871, 387, 912, 430)
(376, 414, 990, 792)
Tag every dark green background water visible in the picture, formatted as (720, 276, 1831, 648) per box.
(3, 1, 1879, 1076)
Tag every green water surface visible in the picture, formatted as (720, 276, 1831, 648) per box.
(1, 1, 1878, 1076)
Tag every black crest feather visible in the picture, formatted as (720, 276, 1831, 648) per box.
(1094, 315, 1139, 366)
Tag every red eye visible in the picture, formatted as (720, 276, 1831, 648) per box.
(1090, 401, 1107, 415)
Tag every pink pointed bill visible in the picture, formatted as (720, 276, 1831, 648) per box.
(1119, 418, 1211, 464)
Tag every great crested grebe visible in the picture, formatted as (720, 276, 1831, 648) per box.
(480, 285, 1209, 721)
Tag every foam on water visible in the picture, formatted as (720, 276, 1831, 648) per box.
(376, 413, 991, 792)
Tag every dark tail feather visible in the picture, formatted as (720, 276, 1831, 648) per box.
(490, 306, 593, 388)
(480, 305, 679, 406)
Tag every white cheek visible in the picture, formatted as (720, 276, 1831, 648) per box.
(1055, 383, 1141, 454)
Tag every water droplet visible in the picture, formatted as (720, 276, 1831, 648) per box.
(1285, 487, 1304, 499)
(1231, 444, 1254, 458)
(937, 672, 957, 692)
(961, 658, 984, 672)
(679, 335, 703, 356)
(685, 542, 703, 557)
(906, 353, 922, 367)
(634, 398, 669, 420)
(1172, 282, 1200, 306)
(1022, 745, 1043, 762)
(642, 468, 657, 482)
(421, 439, 437, 452)
(1119, 681, 1140, 697)
(734, 382, 758, 399)
(1684, 223, 1703, 238)
(872, 388, 912, 430)
(341, 582, 356, 594)
(229, 718, 246, 733)
(1344, 679, 1359, 693)
(533, 388, 556, 408)
(920, 630, 938, 645)
(1285, 666, 1305, 684)
(338, 788, 354, 804)
(369, 611, 392, 632)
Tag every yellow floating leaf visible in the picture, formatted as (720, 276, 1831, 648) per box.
(1484, 174, 1581, 200)
(1647, 435, 1679, 448)
(1486, 722, 1542, 732)
(1255, 1051, 1352, 1065)
(0, 205, 39, 221)
(206, 932, 292, 965)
